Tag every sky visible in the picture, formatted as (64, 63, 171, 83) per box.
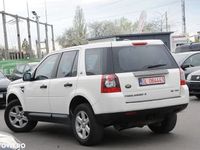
(0, 0, 200, 50)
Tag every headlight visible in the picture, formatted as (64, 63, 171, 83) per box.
(7, 85, 11, 92)
(187, 74, 192, 81)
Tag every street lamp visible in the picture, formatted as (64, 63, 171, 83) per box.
(32, 11, 41, 59)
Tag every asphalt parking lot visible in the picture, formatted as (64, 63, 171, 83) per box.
(0, 97, 200, 150)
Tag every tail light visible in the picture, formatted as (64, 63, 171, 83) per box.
(101, 74, 121, 93)
(132, 42, 147, 46)
(180, 68, 186, 85)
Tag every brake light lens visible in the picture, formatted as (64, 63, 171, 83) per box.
(180, 68, 186, 85)
(132, 42, 147, 46)
(101, 74, 121, 93)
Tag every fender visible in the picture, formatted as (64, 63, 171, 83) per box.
(70, 88, 99, 114)
(7, 87, 26, 110)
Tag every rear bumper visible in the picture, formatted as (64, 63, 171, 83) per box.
(96, 104, 188, 126)
(187, 82, 200, 95)
(93, 85, 189, 114)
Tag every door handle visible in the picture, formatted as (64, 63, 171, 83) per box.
(40, 85, 47, 89)
(64, 83, 73, 87)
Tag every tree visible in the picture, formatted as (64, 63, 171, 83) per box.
(88, 18, 136, 38)
(57, 6, 87, 48)
(22, 38, 29, 54)
(143, 20, 162, 33)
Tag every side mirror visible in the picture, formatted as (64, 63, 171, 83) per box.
(181, 64, 190, 70)
(23, 72, 32, 81)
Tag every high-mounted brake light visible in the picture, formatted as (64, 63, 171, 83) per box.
(132, 42, 147, 46)
(101, 74, 121, 93)
(180, 68, 186, 85)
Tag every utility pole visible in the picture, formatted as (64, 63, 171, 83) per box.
(44, 0, 49, 54)
(160, 19, 163, 32)
(2, 12, 8, 59)
(27, 18, 33, 57)
(32, 11, 41, 59)
(181, 0, 186, 35)
(165, 11, 168, 32)
(26, 0, 30, 18)
(16, 15, 21, 52)
(3, 0, 5, 11)
(51, 25, 55, 51)
(45, 24, 49, 54)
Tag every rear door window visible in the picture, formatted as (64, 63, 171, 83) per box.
(112, 45, 178, 73)
(57, 51, 78, 78)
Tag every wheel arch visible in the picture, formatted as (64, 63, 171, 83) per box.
(69, 95, 94, 117)
(7, 93, 23, 108)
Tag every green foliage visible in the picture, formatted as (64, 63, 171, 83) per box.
(57, 6, 87, 48)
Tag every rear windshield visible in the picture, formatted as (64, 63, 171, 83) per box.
(85, 45, 178, 75)
(112, 45, 178, 73)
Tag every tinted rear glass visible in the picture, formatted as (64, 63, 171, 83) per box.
(85, 48, 113, 75)
(112, 45, 178, 73)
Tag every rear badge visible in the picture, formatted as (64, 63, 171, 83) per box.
(125, 84, 132, 89)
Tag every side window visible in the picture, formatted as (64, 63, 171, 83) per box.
(72, 52, 79, 77)
(85, 48, 113, 75)
(35, 54, 59, 80)
(85, 49, 102, 75)
(184, 54, 200, 67)
(57, 51, 78, 78)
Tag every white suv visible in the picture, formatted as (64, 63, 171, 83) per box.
(5, 40, 189, 146)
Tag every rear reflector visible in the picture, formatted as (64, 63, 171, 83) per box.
(101, 74, 121, 93)
(132, 42, 147, 46)
(180, 68, 186, 85)
(125, 112, 137, 116)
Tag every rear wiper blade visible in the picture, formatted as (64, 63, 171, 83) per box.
(146, 64, 167, 69)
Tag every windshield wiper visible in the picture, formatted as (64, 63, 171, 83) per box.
(145, 64, 167, 69)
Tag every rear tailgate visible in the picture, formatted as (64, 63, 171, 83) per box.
(117, 69, 180, 103)
(112, 41, 180, 103)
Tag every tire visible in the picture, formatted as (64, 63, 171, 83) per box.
(148, 113, 177, 134)
(72, 103, 104, 146)
(4, 100, 38, 132)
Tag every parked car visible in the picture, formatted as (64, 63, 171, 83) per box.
(5, 40, 189, 146)
(0, 131, 23, 150)
(172, 51, 200, 78)
(175, 43, 200, 53)
(10, 62, 38, 81)
(187, 70, 200, 99)
(0, 71, 11, 107)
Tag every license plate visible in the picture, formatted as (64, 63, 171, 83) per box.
(0, 94, 3, 98)
(139, 76, 165, 86)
